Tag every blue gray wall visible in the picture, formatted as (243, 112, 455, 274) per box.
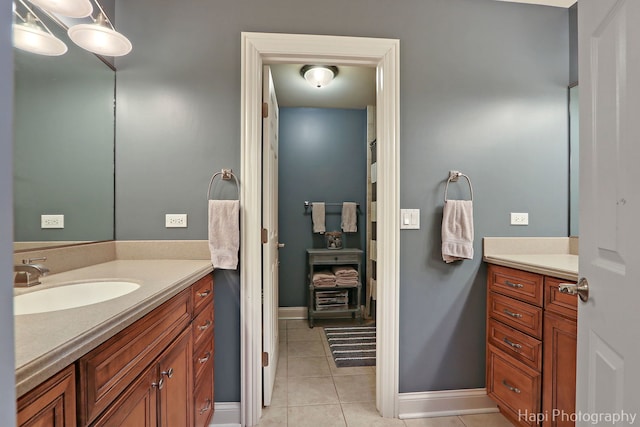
(1, 0, 17, 422)
(278, 107, 367, 307)
(114, 0, 569, 400)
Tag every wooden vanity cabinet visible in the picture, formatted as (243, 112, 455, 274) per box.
(486, 265, 577, 427)
(17, 364, 76, 427)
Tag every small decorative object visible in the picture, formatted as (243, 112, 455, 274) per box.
(325, 231, 343, 250)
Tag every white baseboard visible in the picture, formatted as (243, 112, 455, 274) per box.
(398, 388, 498, 419)
(210, 401, 241, 426)
(278, 306, 307, 320)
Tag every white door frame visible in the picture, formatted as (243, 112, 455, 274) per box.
(240, 32, 400, 426)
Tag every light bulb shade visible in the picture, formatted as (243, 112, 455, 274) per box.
(301, 65, 338, 88)
(13, 23, 68, 56)
(29, 0, 93, 18)
(68, 23, 132, 56)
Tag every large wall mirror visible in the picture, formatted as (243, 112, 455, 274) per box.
(569, 83, 579, 237)
(13, 8, 115, 251)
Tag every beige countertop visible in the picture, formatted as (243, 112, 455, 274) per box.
(483, 254, 578, 281)
(14, 259, 213, 398)
(483, 237, 579, 281)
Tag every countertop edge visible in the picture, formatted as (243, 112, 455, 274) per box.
(15, 264, 213, 398)
(483, 256, 578, 282)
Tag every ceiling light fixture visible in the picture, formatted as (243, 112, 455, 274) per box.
(29, 0, 93, 18)
(12, 1, 68, 56)
(300, 65, 339, 88)
(67, 0, 132, 56)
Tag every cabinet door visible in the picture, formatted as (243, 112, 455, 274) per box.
(159, 328, 193, 427)
(91, 367, 158, 427)
(17, 365, 76, 427)
(542, 312, 577, 427)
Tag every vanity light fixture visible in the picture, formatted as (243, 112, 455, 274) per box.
(300, 65, 339, 88)
(12, 1, 68, 56)
(67, 0, 132, 56)
(29, 0, 93, 18)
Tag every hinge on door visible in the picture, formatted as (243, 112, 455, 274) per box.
(261, 228, 268, 244)
(262, 352, 269, 367)
(262, 102, 269, 118)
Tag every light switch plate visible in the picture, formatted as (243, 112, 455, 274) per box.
(400, 209, 420, 229)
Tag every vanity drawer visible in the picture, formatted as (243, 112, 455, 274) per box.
(488, 265, 543, 307)
(192, 275, 214, 316)
(192, 300, 214, 349)
(488, 292, 543, 339)
(193, 337, 214, 384)
(544, 276, 577, 319)
(194, 362, 214, 427)
(78, 288, 191, 426)
(487, 345, 541, 427)
(488, 318, 542, 371)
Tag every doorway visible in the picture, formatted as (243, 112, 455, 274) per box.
(239, 32, 400, 427)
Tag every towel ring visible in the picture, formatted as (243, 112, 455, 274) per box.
(207, 169, 239, 200)
(444, 170, 473, 202)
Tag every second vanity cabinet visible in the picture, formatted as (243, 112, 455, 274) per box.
(486, 264, 577, 427)
(17, 274, 214, 427)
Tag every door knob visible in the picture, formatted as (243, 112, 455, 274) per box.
(559, 277, 589, 302)
(278, 243, 285, 248)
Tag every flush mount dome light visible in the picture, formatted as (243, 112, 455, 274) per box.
(29, 0, 93, 18)
(13, 13, 68, 56)
(300, 65, 338, 88)
(68, 12, 132, 56)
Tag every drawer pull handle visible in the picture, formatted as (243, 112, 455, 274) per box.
(199, 399, 212, 415)
(505, 280, 524, 289)
(503, 309, 523, 319)
(198, 320, 212, 331)
(198, 289, 212, 298)
(503, 337, 522, 350)
(198, 352, 211, 364)
(502, 380, 521, 394)
(152, 377, 165, 390)
(161, 368, 173, 379)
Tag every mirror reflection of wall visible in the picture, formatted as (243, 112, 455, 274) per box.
(13, 9, 115, 248)
(569, 84, 579, 236)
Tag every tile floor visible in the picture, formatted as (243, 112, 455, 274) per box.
(257, 319, 515, 427)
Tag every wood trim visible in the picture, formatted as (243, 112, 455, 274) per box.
(240, 32, 401, 425)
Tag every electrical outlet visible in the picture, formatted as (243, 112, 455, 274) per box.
(41, 214, 64, 229)
(510, 212, 529, 226)
(165, 214, 188, 228)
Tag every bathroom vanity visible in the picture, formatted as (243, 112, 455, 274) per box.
(484, 238, 578, 427)
(13, 243, 214, 427)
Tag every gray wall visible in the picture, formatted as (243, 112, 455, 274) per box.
(278, 107, 367, 307)
(115, 0, 569, 400)
(1, 0, 17, 423)
(569, 3, 578, 84)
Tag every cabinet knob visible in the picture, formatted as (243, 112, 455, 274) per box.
(152, 377, 165, 390)
(199, 399, 212, 415)
(197, 289, 211, 298)
(161, 368, 174, 379)
(198, 352, 211, 364)
(198, 320, 212, 331)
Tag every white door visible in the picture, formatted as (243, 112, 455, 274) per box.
(577, 1, 640, 425)
(262, 65, 280, 406)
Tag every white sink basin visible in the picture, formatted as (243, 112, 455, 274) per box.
(14, 281, 141, 315)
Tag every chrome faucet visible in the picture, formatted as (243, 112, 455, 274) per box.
(14, 257, 50, 287)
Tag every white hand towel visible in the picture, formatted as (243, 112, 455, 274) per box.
(208, 200, 240, 269)
(341, 202, 357, 233)
(441, 200, 474, 263)
(312, 202, 326, 234)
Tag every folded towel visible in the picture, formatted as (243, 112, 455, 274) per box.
(312, 202, 326, 234)
(208, 200, 240, 269)
(441, 200, 474, 263)
(341, 202, 357, 233)
(335, 278, 359, 287)
(332, 266, 358, 277)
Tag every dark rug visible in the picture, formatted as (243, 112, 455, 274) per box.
(324, 325, 376, 367)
